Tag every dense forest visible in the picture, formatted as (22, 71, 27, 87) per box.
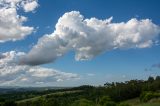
(0, 76, 160, 106)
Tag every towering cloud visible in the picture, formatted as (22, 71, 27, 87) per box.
(0, 0, 38, 42)
(21, 11, 160, 65)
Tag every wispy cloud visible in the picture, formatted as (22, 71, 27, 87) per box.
(144, 63, 160, 72)
(152, 63, 160, 69)
(87, 73, 95, 77)
(0, 51, 79, 86)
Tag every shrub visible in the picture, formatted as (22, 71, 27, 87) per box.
(99, 96, 112, 105)
(103, 101, 117, 106)
(140, 92, 160, 102)
(71, 98, 94, 106)
(118, 102, 130, 106)
(3, 100, 17, 106)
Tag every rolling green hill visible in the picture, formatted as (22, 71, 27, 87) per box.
(1, 76, 160, 106)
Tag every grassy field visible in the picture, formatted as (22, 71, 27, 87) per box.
(17, 90, 82, 104)
(135, 103, 160, 106)
(123, 98, 160, 106)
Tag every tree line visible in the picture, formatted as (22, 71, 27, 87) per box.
(0, 76, 160, 106)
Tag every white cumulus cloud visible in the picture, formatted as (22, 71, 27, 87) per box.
(21, 0, 38, 12)
(20, 11, 160, 65)
(0, 0, 38, 42)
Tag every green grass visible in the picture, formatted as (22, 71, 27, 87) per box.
(16, 90, 82, 104)
(122, 98, 160, 106)
(122, 98, 141, 106)
(135, 103, 160, 106)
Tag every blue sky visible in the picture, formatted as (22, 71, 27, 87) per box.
(0, 0, 160, 86)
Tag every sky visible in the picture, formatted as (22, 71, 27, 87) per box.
(0, 0, 160, 87)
